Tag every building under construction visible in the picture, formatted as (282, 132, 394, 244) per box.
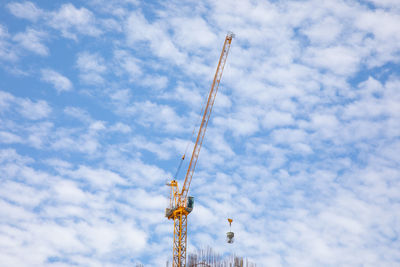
(166, 247, 256, 267)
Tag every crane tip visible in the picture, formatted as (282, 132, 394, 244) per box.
(227, 31, 235, 39)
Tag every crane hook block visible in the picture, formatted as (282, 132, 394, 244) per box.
(227, 218, 234, 243)
(226, 231, 234, 244)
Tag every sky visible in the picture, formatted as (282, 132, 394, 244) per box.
(0, 0, 400, 266)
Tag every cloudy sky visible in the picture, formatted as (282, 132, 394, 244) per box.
(1, 0, 400, 266)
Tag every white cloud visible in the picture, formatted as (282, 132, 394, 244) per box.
(0, 90, 51, 120)
(8, 2, 102, 41)
(41, 68, 73, 92)
(125, 11, 160, 43)
(68, 165, 127, 189)
(103, 148, 169, 187)
(0, 148, 33, 165)
(124, 101, 186, 133)
(49, 4, 102, 40)
(13, 28, 49, 56)
(303, 46, 361, 76)
(207, 130, 235, 157)
(271, 128, 307, 144)
(342, 77, 398, 121)
(78, 221, 147, 256)
(301, 16, 342, 45)
(129, 136, 173, 160)
(0, 25, 9, 39)
(214, 106, 260, 137)
(171, 16, 217, 49)
(161, 82, 203, 107)
(7, 1, 44, 21)
(51, 131, 101, 155)
(309, 113, 340, 139)
(44, 158, 72, 169)
(125, 11, 186, 64)
(128, 189, 165, 210)
(89, 121, 106, 131)
(64, 106, 91, 123)
(365, 0, 400, 10)
(113, 49, 142, 81)
(26, 122, 53, 148)
(76, 52, 106, 84)
(0, 90, 15, 111)
(141, 74, 168, 90)
(109, 88, 132, 108)
(88, 0, 139, 17)
(0, 199, 35, 222)
(109, 122, 131, 133)
(0, 131, 22, 144)
(76, 52, 106, 73)
(354, 8, 400, 67)
(53, 179, 87, 204)
(18, 98, 51, 120)
(262, 110, 295, 129)
(100, 18, 123, 32)
(0, 181, 47, 207)
(0, 25, 18, 61)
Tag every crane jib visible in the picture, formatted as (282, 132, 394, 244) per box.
(179, 34, 233, 205)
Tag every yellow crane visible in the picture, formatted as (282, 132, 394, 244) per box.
(165, 33, 234, 267)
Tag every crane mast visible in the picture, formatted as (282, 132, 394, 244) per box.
(165, 33, 234, 267)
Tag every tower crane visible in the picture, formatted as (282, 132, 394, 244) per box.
(165, 33, 234, 267)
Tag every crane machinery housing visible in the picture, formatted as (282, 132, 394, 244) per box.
(165, 33, 234, 267)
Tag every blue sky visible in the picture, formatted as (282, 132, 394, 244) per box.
(1, 0, 400, 266)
